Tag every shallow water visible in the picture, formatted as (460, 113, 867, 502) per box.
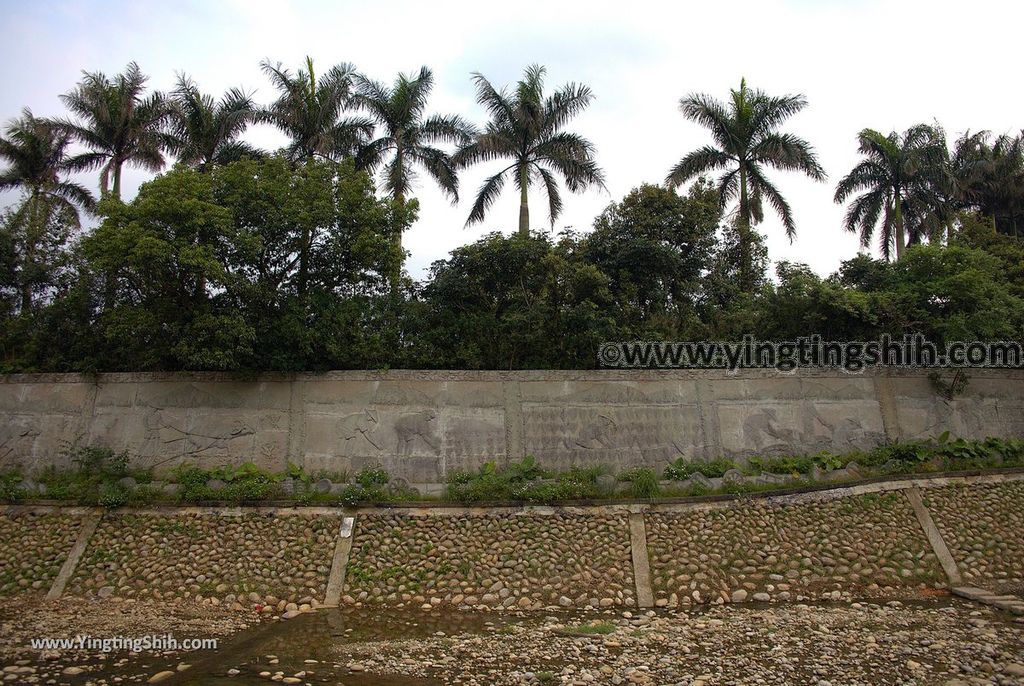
(173, 607, 527, 685)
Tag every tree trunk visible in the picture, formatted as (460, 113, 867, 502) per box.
(393, 148, 405, 264)
(737, 165, 754, 293)
(20, 191, 40, 313)
(99, 164, 110, 198)
(518, 164, 530, 238)
(391, 186, 405, 293)
(894, 195, 905, 261)
(112, 161, 122, 200)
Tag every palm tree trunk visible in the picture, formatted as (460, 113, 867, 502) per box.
(100, 165, 110, 198)
(112, 161, 122, 200)
(518, 164, 530, 238)
(894, 197, 905, 261)
(393, 149, 405, 261)
(391, 187, 405, 293)
(295, 155, 313, 297)
(737, 165, 754, 292)
(20, 191, 40, 313)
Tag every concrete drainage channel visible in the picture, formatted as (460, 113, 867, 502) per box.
(1, 470, 1022, 614)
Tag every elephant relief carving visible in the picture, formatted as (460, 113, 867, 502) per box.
(395, 409, 440, 455)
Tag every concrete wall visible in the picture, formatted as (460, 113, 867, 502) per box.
(1, 369, 1023, 481)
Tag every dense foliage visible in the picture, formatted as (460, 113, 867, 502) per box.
(1, 60, 1023, 371)
(1, 154, 1021, 371)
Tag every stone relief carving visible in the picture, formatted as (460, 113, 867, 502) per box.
(338, 409, 383, 451)
(742, 409, 799, 451)
(0, 424, 40, 463)
(395, 409, 440, 455)
(563, 413, 617, 450)
(141, 407, 255, 465)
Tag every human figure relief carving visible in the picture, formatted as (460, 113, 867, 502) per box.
(564, 413, 616, 450)
(141, 407, 255, 462)
(338, 409, 383, 451)
(743, 409, 798, 451)
(0, 424, 40, 463)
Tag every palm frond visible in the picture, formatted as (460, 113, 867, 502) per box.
(666, 146, 732, 188)
(465, 168, 511, 226)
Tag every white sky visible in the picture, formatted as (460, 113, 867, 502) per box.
(2, 0, 1022, 280)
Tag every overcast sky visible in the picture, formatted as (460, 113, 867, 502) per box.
(2, 0, 1021, 280)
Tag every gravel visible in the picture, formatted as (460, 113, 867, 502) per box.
(335, 600, 1024, 685)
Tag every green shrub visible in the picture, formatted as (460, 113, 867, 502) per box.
(746, 454, 814, 475)
(0, 470, 23, 502)
(664, 457, 736, 480)
(66, 445, 131, 483)
(172, 464, 214, 502)
(620, 467, 659, 499)
(355, 465, 390, 488)
(171, 462, 281, 503)
(97, 482, 129, 508)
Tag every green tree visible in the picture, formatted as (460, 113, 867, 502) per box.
(59, 61, 174, 199)
(757, 261, 884, 342)
(81, 168, 253, 370)
(456, 64, 606, 236)
(419, 232, 615, 368)
(168, 75, 261, 168)
(697, 221, 769, 337)
(951, 211, 1024, 300)
(207, 156, 413, 369)
(0, 110, 95, 312)
(584, 181, 718, 337)
(260, 57, 370, 161)
(666, 79, 825, 292)
(949, 130, 1024, 237)
(834, 125, 947, 261)
(209, 155, 410, 305)
(351, 66, 473, 261)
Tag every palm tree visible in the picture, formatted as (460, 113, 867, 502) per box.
(834, 125, 947, 260)
(260, 56, 371, 161)
(59, 61, 174, 199)
(169, 75, 261, 169)
(351, 66, 474, 259)
(950, 130, 1024, 237)
(455, 64, 606, 237)
(0, 109, 95, 311)
(666, 79, 826, 292)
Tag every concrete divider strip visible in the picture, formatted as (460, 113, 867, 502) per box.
(904, 487, 962, 586)
(323, 516, 355, 607)
(628, 513, 654, 608)
(46, 511, 102, 600)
